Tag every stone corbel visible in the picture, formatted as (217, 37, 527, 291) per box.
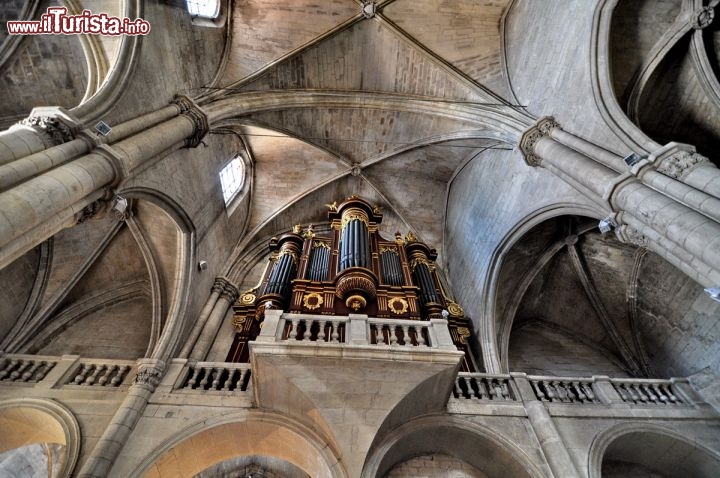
(133, 358, 166, 392)
(171, 95, 209, 148)
(215, 276, 240, 303)
(615, 223, 649, 249)
(652, 144, 710, 181)
(519, 116, 560, 167)
(19, 106, 83, 146)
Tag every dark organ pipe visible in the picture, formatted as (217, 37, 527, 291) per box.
(413, 262, 439, 305)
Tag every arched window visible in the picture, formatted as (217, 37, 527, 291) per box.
(186, 0, 221, 19)
(219, 154, 245, 205)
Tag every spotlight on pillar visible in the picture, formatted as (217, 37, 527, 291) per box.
(598, 216, 617, 234)
(111, 195, 129, 221)
(704, 287, 720, 303)
(441, 309, 449, 319)
(197, 260, 208, 271)
(94, 120, 112, 137)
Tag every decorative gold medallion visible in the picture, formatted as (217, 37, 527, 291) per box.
(302, 292, 324, 310)
(387, 297, 409, 315)
(447, 302, 464, 317)
(456, 327, 471, 344)
(240, 293, 256, 305)
(232, 315, 248, 328)
(346, 294, 367, 311)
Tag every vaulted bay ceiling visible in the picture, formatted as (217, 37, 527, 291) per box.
(212, 0, 518, 264)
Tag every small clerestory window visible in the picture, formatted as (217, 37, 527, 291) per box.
(219, 154, 245, 205)
(186, 0, 221, 19)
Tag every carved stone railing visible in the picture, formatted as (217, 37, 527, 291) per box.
(62, 360, 134, 387)
(257, 311, 458, 351)
(282, 315, 347, 343)
(530, 377, 600, 404)
(368, 318, 430, 347)
(176, 362, 252, 392)
(611, 378, 688, 406)
(449, 373, 704, 410)
(453, 373, 517, 401)
(0, 355, 57, 383)
(0, 354, 137, 389)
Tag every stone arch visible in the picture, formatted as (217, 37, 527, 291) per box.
(115, 187, 196, 361)
(588, 422, 720, 478)
(0, 398, 80, 478)
(130, 411, 346, 478)
(478, 203, 605, 373)
(362, 415, 545, 478)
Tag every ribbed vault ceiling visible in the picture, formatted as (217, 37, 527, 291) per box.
(214, 0, 514, 262)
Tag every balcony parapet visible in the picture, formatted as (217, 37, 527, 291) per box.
(449, 372, 717, 419)
(0, 354, 136, 390)
(255, 310, 458, 352)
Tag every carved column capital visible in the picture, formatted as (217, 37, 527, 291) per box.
(213, 276, 240, 303)
(171, 95, 209, 148)
(133, 359, 165, 392)
(692, 6, 714, 30)
(616, 224, 648, 249)
(519, 116, 561, 166)
(655, 148, 709, 181)
(20, 107, 81, 145)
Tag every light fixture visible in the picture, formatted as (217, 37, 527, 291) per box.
(95, 120, 111, 136)
(705, 287, 720, 303)
(598, 216, 617, 234)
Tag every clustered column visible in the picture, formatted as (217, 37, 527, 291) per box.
(0, 95, 208, 269)
(520, 117, 720, 287)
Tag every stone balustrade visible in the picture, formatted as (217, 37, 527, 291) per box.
(0, 354, 136, 389)
(282, 315, 347, 343)
(367, 317, 430, 347)
(177, 361, 252, 392)
(258, 311, 457, 351)
(453, 372, 516, 401)
(0, 355, 57, 383)
(451, 373, 702, 409)
(612, 378, 687, 406)
(530, 377, 599, 404)
(65, 361, 134, 387)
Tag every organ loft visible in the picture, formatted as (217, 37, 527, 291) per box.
(227, 196, 476, 370)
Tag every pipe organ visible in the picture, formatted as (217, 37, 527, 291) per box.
(227, 195, 475, 370)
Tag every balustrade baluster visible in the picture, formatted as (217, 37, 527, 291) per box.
(0, 359, 18, 380)
(113, 365, 131, 386)
(531, 380, 547, 401)
(87, 365, 105, 385)
(10, 360, 30, 381)
(390, 326, 398, 345)
(416, 326, 426, 346)
(401, 325, 410, 346)
(210, 367, 223, 389)
(642, 384, 659, 403)
(289, 318, 300, 340)
(631, 384, 645, 403)
(571, 381, 585, 402)
(477, 379, 489, 400)
(35, 361, 55, 382)
(302, 320, 311, 342)
(74, 364, 91, 385)
(185, 367, 199, 389)
(375, 325, 384, 345)
(331, 322, 340, 343)
(653, 384, 669, 404)
(21, 361, 41, 382)
(317, 321, 326, 342)
(97, 365, 115, 386)
(500, 381, 511, 400)
(199, 367, 212, 390)
(221, 369, 235, 391)
(663, 384, 680, 404)
(458, 376, 470, 399)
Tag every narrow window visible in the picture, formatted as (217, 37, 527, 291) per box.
(186, 0, 220, 19)
(219, 155, 245, 205)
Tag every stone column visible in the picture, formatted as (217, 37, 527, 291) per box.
(520, 117, 720, 287)
(0, 96, 208, 269)
(77, 359, 164, 478)
(178, 278, 226, 358)
(189, 278, 239, 360)
(0, 107, 79, 165)
(511, 373, 580, 478)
